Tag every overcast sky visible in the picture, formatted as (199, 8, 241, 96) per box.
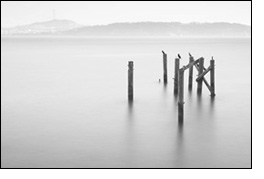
(1, 1, 251, 27)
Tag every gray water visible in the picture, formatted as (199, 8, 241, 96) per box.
(1, 37, 251, 168)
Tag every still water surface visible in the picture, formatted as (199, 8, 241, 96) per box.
(1, 37, 251, 168)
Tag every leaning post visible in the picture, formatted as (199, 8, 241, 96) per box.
(128, 61, 134, 101)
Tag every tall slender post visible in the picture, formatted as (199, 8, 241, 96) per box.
(210, 57, 215, 97)
(188, 54, 194, 91)
(197, 57, 204, 94)
(128, 61, 133, 101)
(162, 51, 168, 84)
(174, 58, 180, 95)
(178, 68, 184, 120)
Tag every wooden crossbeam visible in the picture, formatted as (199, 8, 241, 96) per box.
(181, 58, 201, 71)
(194, 64, 212, 93)
(185, 58, 200, 69)
(202, 77, 211, 92)
(196, 63, 207, 71)
(196, 65, 212, 81)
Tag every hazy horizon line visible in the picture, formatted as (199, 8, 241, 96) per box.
(1, 19, 251, 28)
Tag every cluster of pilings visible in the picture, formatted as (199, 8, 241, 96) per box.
(127, 51, 215, 121)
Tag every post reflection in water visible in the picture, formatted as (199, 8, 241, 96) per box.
(173, 92, 178, 105)
(209, 96, 215, 117)
(163, 82, 167, 90)
(175, 117, 185, 166)
(161, 82, 168, 99)
(127, 99, 134, 119)
(187, 88, 193, 108)
(210, 96, 215, 109)
(188, 87, 193, 94)
(125, 80, 215, 167)
(178, 118, 184, 141)
(196, 91, 202, 104)
(196, 92, 203, 115)
(125, 99, 135, 167)
(125, 99, 134, 144)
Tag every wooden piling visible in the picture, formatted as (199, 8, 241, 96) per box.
(197, 57, 204, 94)
(174, 58, 180, 94)
(178, 68, 184, 120)
(210, 57, 215, 97)
(188, 55, 194, 90)
(162, 51, 168, 84)
(128, 61, 133, 101)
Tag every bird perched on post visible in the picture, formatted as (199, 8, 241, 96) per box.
(188, 53, 192, 57)
(162, 50, 165, 54)
(178, 54, 181, 59)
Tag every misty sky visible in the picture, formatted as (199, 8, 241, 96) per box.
(1, 1, 251, 27)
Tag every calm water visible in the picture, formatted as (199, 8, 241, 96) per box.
(1, 37, 251, 168)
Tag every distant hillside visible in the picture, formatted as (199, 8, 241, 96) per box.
(63, 22, 250, 37)
(1, 19, 82, 35)
(1, 21, 250, 38)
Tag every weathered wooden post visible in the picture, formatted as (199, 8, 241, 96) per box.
(197, 57, 204, 94)
(188, 54, 194, 91)
(178, 68, 184, 120)
(128, 61, 133, 101)
(210, 57, 215, 97)
(162, 51, 168, 84)
(174, 58, 180, 95)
